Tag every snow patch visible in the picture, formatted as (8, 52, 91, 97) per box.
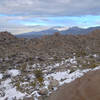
(45, 66, 100, 86)
(7, 69, 21, 77)
(0, 73, 3, 79)
(0, 79, 25, 100)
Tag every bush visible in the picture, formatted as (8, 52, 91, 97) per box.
(53, 56, 61, 61)
(34, 69, 44, 83)
(76, 50, 87, 57)
(89, 63, 97, 68)
(30, 81, 36, 87)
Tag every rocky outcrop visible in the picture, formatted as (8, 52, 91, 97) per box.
(0, 31, 17, 42)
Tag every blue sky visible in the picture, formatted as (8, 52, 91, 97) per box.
(0, 0, 100, 34)
(21, 15, 100, 27)
(1, 14, 100, 27)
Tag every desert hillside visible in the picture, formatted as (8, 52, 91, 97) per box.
(1, 0, 100, 100)
(0, 30, 100, 100)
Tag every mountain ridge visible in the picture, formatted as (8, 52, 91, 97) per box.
(16, 26, 100, 38)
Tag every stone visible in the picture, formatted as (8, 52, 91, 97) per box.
(39, 88, 48, 95)
(49, 79, 59, 89)
(0, 90, 5, 97)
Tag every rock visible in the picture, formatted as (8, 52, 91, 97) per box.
(3, 74, 11, 79)
(0, 90, 5, 97)
(49, 78, 59, 88)
(48, 77, 59, 90)
(39, 88, 48, 95)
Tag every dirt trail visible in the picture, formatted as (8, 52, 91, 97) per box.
(47, 70, 100, 100)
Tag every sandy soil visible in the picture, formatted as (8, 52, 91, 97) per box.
(47, 69, 100, 100)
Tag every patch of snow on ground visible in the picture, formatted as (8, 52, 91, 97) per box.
(45, 66, 100, 86)
(0, 79, 25, 100)
(32, 91, 40, 100)
(93, 66, 100, 70)
(0, 73, 3, 79)
(7, 69, 21, 77)
(66, 57, 77, 64)
(46, 70, 70, 81)
(0, 64, 100, 100)
(93, 54, 98, 58)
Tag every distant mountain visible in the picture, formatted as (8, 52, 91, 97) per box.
(61, 26, 100, 34)
(16, 26, 100, 38)
(16, 28, 59, 38)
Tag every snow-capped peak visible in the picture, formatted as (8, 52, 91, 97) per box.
(53, 26, 69, 31)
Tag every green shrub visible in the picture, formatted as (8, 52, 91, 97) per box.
(38, 77, 44, 83)
(34, 69, 44, 83)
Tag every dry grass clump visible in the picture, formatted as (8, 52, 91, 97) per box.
(34, 69, 44, 84)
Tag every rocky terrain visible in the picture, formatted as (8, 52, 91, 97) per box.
(0, 30, 100, 100)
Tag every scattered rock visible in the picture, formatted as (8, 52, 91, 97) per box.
(39, 88, 48, 95)
(3, 74, 11, 79)
(48, 77, 59, 90)
(0, 90, 5, 97)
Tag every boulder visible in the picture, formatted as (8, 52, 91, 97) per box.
(48, 77, 59, 90)
(39, 88, 48, 95)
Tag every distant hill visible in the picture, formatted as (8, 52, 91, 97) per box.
(16, 28, 59, 38)
(0, 29, 100, 58)
(0, 31, 17, 42)
(61, 26, 100, 34)
(16, 26, 100, 38)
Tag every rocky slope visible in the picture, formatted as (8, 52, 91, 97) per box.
(0, 30, 100, 68)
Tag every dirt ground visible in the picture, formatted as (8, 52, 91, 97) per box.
(47, 69, 100, 100)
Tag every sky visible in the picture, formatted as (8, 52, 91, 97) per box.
(0, 0, 100, 34)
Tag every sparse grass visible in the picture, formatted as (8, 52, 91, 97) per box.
(28, 57, 33, 61)
(15, 81, 22, 92)
(34, 69, 44, 84)
(89, 63, 97, 68)
(29, 81, 36, 87)
(38, 77, 44, 83)
(76, 50, 87, 57)
(53, 56, 61, 62)
(16, 44, 19, 48)
(19, 63, 27, 72)
(87, 61, 99, 68)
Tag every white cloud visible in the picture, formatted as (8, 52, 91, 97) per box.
(0, 0, 100, 16)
